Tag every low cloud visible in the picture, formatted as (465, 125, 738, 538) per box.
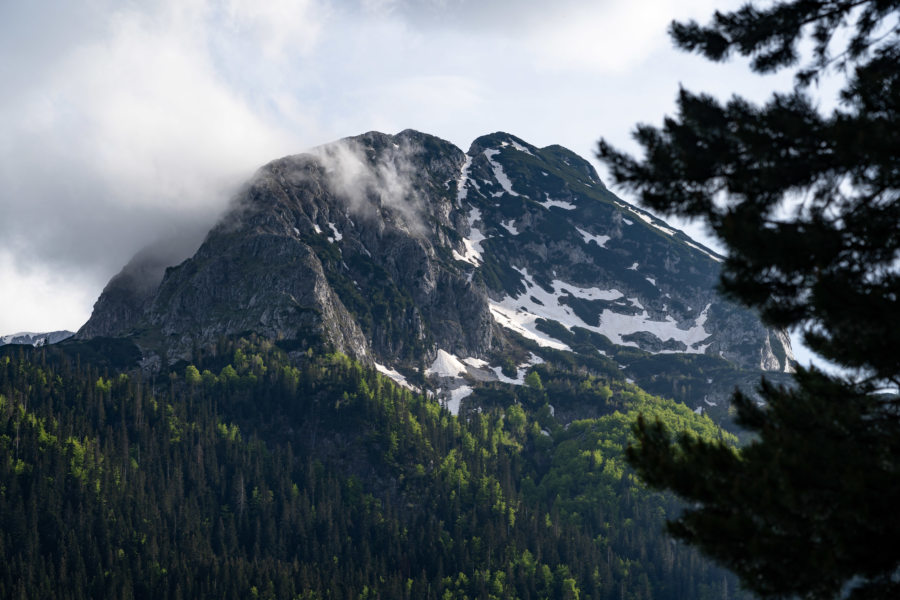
(0, 0, 305, 332)
(311, 137, 427, 235)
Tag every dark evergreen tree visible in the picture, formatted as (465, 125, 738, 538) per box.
(597, 2, 900, 598)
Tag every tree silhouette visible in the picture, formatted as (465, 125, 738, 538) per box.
(598, 1, 900, 598)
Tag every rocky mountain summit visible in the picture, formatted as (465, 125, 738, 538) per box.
(77, 129, 793, 410)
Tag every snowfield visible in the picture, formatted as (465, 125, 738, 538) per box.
(576, 227, 610, 248)
(538, 193, 576, 210)
(488, 267, 713, 353)
(483, 149, 521, 197)
(374, 362, 418, 392)
(427, 349, 468, 378)
(453, 207, 487, 266)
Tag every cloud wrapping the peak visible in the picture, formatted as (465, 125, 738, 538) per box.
(311, 137, 427, 234)
(0, 0, 307, 332)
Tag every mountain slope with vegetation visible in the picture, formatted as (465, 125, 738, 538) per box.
(0, 339, 745, 599)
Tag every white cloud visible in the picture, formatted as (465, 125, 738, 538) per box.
(37, 5, 296, 211)
(0, 251, 97, 334)
(222, 0, 329, 60)
(533, 2, 678, 72)
(0, 0, 306, 333)
(358, 0, 723, 72)
(346, 74, 485, 138)
(311, 136, 428, 232)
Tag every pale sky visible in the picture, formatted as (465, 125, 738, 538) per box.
(0, 0, 833, 366)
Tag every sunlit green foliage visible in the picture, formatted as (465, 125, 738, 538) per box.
(0, 340, 742, 599)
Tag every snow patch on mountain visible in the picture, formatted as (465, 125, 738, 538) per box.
(684, 240, 724, 263)
(539, 193, 576, 210)
(427, 349, 468, 378)
(446, 385, 473, 416)
(489, 268, 714, 354)
(327, 222, 343, 242)
(490, 353, 545, 385)
(626, 206, 677, 236)
(483, 149, 520, 197)
(375, 362, 418, 391)
(453, 206, 487, 265)
(501, 140, 534, 156)
(501, 219, 519, 235)
(456, 155, 472, 202)
(489, 303, 572, 351)
(576, 227, 610, 248)
(553, 282, 625, 303)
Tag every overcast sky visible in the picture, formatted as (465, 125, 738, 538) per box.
(2, 0, 835, 364)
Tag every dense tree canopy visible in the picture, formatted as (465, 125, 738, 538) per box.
(598, 1, 900, 598)
(0, 339, 743, 599)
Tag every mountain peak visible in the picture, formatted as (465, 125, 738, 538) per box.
(469, 131, 537, 154)
(77, 129, 793, 388)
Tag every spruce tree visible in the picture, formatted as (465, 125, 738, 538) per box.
(597, 1, 900, 598)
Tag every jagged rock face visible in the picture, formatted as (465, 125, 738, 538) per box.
(78, 128, 792, 372)
(76, 226, 208, 341)
(146, 228, 370, 361)
(77, 251, 172, 340)
(80, 130, 493, 364)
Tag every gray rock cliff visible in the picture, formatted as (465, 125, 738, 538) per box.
(77, 129, 793, 377)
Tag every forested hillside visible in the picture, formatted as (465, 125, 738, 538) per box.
(0, 339, 744, 599)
